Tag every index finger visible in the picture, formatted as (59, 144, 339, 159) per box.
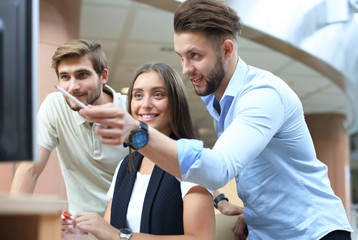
(79, 104, 126, 124)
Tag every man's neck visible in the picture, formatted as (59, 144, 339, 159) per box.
(102, 90, 113, 104)
(214, 56, 239, 101)
(94, 86, 113, 105)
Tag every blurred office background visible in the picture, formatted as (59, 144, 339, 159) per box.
(1, 0, 358, 237)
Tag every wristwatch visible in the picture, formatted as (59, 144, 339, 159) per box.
(214, 193, 229, 209)
(125, 120, 149, 150)
(119, 228, 132, 240)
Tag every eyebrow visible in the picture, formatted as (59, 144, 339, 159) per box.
(132, 86, 166, 92)
(58, 68, 92, 76)
(180, 45, 202, 54)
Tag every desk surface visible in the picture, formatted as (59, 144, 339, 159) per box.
(0, 195, 68, 215)
(0, 195, 68, 240)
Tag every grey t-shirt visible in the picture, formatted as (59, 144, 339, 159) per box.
(38, 85, 128, 216)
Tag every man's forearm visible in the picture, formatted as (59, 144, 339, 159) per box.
(10, 162, 38, 195)
(79, 105, 182, 177)
(10, 146, 50, 195)
(214, 190, 244, 215)
(139, 127, 181, 178)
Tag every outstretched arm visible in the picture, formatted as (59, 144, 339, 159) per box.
(79, 103, 181, 178)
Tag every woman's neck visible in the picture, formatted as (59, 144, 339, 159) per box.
(139, 157, 155, 175)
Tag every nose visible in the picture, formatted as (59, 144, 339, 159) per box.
(182, 59, 194, 76)
(68, 78, 80, 92)
(142, 95, 153, 109)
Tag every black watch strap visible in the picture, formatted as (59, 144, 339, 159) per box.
(214, 193, 229, 209)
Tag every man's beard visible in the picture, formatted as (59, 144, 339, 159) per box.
(195, 55, 225, 96)
(66, 82, 102, 111)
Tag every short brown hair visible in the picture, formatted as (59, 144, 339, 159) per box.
(51, 39, 107, 77)
(174, 0, 241, 48)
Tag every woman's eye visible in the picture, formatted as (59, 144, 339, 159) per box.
(154, 92, 164, 98)
(134, 93, 142, 99)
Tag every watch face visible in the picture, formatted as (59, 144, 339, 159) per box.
(132, 130, 148, 148)
(119, 228, 132, 239)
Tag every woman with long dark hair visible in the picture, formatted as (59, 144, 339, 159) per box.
(73, 62, 215, 240)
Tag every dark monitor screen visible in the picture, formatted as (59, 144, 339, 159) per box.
(0, 0, 38, 161)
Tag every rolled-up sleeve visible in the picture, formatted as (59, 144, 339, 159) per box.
(177, 139, 232, 190)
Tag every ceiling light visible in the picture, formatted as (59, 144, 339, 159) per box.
(120, 87, 129, 95)
(175, 0, 185, 2)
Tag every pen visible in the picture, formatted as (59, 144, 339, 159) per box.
(55, 85, 88, 109)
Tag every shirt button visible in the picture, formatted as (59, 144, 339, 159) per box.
(249, 225, 254, 230)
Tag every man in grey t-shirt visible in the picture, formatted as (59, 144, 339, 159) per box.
(10, 39, 128, 216)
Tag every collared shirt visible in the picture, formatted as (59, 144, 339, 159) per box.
(38, 85, 128, 216)
(177, 58, 352, 239)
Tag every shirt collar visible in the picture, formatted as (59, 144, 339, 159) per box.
(201, 57, 247, 105)
(223, 57, 247, 98)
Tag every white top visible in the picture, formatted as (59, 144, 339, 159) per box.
(107, 160, 207, 232)
(38, 85, 128, 216)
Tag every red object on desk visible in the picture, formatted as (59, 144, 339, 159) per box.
(63, 211, 72, 220)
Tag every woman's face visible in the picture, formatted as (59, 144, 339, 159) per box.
(130, 71, 171, 136)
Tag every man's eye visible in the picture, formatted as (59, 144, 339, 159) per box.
(60, 75, 69, 80)
(78, 72, 88, 78)
(191, 53, 199, 58)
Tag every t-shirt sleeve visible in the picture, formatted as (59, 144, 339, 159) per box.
(37, 93, 61, 151)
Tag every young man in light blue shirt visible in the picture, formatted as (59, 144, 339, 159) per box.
(79, 0, 352, 239)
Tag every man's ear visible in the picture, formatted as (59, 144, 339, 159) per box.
(100, 69, 109, 84)
(222, 39, 234, 60)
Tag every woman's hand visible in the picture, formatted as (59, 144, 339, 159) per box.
(72, 212, 119, 240)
